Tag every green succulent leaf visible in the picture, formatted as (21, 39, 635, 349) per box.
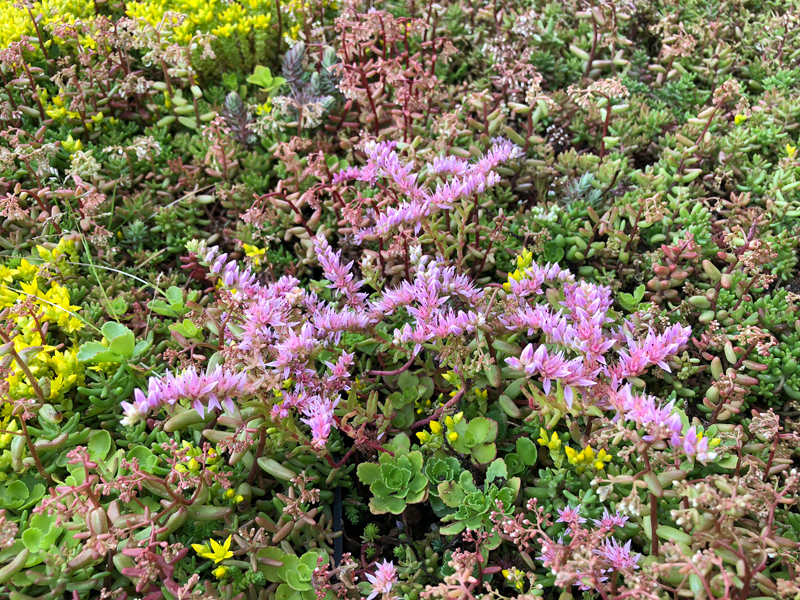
(471, 442, 497, 464)
(102, 321, 135, 359)
(247, 65, 287, 94)
(516, 437, 538, 466)
(276, 584, 303, 600)
(370, 495, 407, 515)
(356, 462, 382, 485)
(485, 458, 507, 484)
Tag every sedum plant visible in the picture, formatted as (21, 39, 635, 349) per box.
(437, 458, 520, 548)
(2, 0, 800, 599)
(356, 433, 428, 515)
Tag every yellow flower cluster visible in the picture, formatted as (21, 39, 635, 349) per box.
(0, 0, 94, 50)
(564, 444, 612, 473)
(125, 0, 273, 45)
(537, 428, 613, 473)
(224, 487, 245, 504)
(414, 394, 435, 415)
(0, 405, 18, 446)
(503, 249, 534, 292)
(0, 404, 18, 479)
(1, 240, 84, 404)
(175, 440, 222, 473)
(416, 412, 463, 444)
(44, 93, 107, 129)
(537, 428, 562, 452)
(38, 0, 94, 26)
(0, 1, 34, 49)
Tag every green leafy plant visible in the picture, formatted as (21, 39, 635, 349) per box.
(356, 433, 428, 514)
(447, 416, 498, 464)
(247, 66, 286, 96)
(437, 459, 520, 548)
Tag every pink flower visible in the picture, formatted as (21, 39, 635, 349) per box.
(594, 538, 640, 571)
(427, 155, 469, 176)
(314, 236, 367, 308)
(592, 509, 629, 531)
(365, 560, 398, 600)
(121, 366, 246, 424)
(506, 345, 594, 404)
(536, 537, 564, 566)
(681, 426, 717, 463)
(342, 139, 520, 240)
(613, 323, 691, 380)
(613, 385, 682, 443)
(300, 396, 339, 450)
(556, 505, 586, 527)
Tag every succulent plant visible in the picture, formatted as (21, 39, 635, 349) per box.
(447, 417, 498, 465)
(437, 459, 520, 548)
(356, 433, 428, 514)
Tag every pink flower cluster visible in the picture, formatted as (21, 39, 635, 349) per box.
(334, 138, 522, 241)
(501, 264, 690, 408)
(314, 236, 368, 308)
(612, 385, 718, 463)
(122, 242, 369, 449)
(506, 344, 596, 405)
(373, 255, 485, 354)
(129, 171, 692, 457)
(121, 366, 247, 426)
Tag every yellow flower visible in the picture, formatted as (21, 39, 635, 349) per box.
(442, 371, 459, 386)
(242, 243, 266, 267)
(734, 114, 747, 126)
(444, 415, 454, 429)
(429, 420, 442, 434)
(79, 35, 97, 49)
(787, 143, 797, 158)
(61, 135, 82, 154)
(448, 431, 458, 442)
(191, 535, 234, 563)
(46, 104, 68, 121)
(516, 249, 533, 270)
(225, 488, 235, 499)
(565, 444, 611, 472)
(537, 428, 549, 447)
(213, 566, 228, 579)
(416, 430, 430, 443)
(502, 567, 525, 591)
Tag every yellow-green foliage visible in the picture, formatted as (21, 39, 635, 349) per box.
(0, 0, 94, 49)
(0, 1, 34, 48)
(38, 0, 95, 25)
(125, 0, 273, 44)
